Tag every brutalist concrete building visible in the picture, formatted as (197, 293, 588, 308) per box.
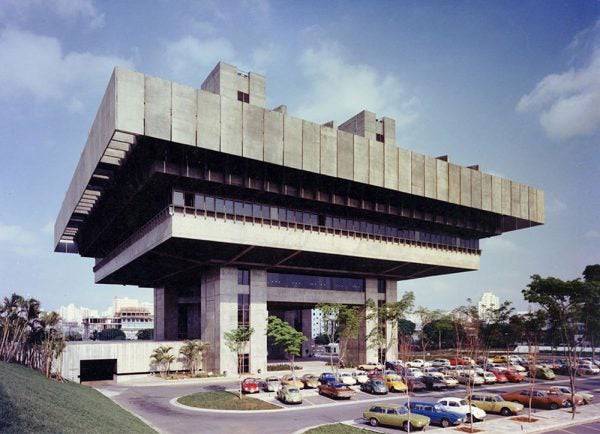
(54, 62, 544, 376)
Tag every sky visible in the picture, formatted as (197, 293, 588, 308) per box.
(0, 0, 598, 313)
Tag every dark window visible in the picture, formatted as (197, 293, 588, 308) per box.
(376, 133, 384, 143)
(177, 304, 188, 339)
(237, 91, 250, 103)
(238, 294, 250, 326)
(238, 269, 250, 286)
(267, 272, 364, 292)
(184, 192, 194, 208)
(377, 279, 386, 294)
(238, 353, 250, 374)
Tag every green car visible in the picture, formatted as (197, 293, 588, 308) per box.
(533, 366, 555, 380)
(363, 404, 430, 431)
(276, 385, 302, 404)
(469, 392, 524, 416)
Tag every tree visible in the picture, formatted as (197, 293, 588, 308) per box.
(397, 318, 416, 338)
(316, 303, 359, 376)
(413, 306, 442, 356)
(97, 328, 126, 341)
(267, 316, 307, 381)
(136, 329, 154, 340)
(581, 265, 600, 361)
(583, 264, 600, 283)
(224, 326, 254, 398)
(314, 333, 330, 345)
(179, 340, 209, 376)
(523, 274, 587, 420)
(150, 345, 175, 378)
(366, 292, 415, 369)
(423, 316, 455, 350)
(64, 331, 82, 341)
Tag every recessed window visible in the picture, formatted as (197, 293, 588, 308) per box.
(376, 133, 384, 142)
(238, 269, 250, 286)
(237, 293, 250, 326)
(377, 279, 386, 294)
(238, 353, 250, 373)
(237, 91, 250, 103)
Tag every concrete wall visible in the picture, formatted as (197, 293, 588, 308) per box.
(55, 67, 545, 251)
(249, 270, 268, 374)
(60, 340, 189, 382)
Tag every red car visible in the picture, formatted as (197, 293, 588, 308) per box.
(449, 357, 473, 366)
(504, 369, 526, 383)
(242, 377, 260, 394)
(489, 369, 509, 383)
(368, 369, 384, 380)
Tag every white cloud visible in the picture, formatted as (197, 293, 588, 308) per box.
(0, 0, 105, 29)
(585, 229, 600, 239)
(163, 36, 237, 85)
(516, 21, 600, 140)
(0, 28, 132, 104)
(295, 43, 419, 129)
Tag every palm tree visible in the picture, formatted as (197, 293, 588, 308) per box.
(151, 345, 174, 378)
(179, 340, 209, 376)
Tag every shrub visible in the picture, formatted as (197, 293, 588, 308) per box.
(97, 328, 126, 341)
(267, 364, 303, 371)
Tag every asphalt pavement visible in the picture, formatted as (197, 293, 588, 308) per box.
(100, 374, 600, 434)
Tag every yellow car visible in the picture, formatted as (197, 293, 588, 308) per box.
(363, 404, 430, 430)
(281, 374, 304, 389)
(493, 355, 509, 364)
(385, 374, 408, 392)
(469, 392, 524, 416)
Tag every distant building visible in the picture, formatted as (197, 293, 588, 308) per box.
(311, 309, 324, 338)
(83, 305, 153, 340)
(478, 291, 500, 322)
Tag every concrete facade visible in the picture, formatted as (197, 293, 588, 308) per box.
(54, 61, 544, 377)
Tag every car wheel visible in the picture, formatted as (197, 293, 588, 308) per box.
(500, 407, 512, 416)
(564, 400, 573, 408)
(369, 418, 379, 427)
(549, 403, 559, 410)
(402, 421, 411, 432)
(465, 413, 474, 423)
(441, 418, 450, 428)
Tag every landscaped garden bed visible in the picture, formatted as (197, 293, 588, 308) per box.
(177, 391, 280, 410)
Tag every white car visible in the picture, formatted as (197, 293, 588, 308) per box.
(437, 397, 487, 422)
(405, 367, 424, 378)
(457, 371, 484, 386)
(509, 363, 526, 372)
(339, 372, 357, 385)
(480, 371, 497, 384)
(431, 358, 450, 367)
(352, 370, 369, 384)
(406, 359, 425, 368)
(263, 376, 281, 392)
(422, 367, 444, 378)
(439, 374, 459, 388)
(578, 362, 600, 375)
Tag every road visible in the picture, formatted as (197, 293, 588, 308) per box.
(101, 375, 600, 434)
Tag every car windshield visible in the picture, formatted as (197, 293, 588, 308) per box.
(490, 396, 501, 402)
(288, 388, 299, 393)
(373, 380, 384, 386)
(459, 400, 468, 406)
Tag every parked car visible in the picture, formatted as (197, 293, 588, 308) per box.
(281, 374, 304, 389)
(431, 358, 451, 367)
(406, 401, 464, 428)
(577, 362, 600, 375)
(385, 374, 408, 392)
(547, 386, 593, 405)
(469, 392, 524, 416)
(404, 367, 424, 378)
(422, 367, 444, 377)
(509, 363, 526, 372)
(241, 377, 260, 394)
(386, 360, 403, 371)
(480, 371, 498, 384)
(363, 404, 430, 431)
(530, 366, 556, 380)
(318, 381, 355, 399)
(501, 389, 582, 409)
(439, 374, 459, 388)
(352, 370, 369, 384)
(456, 371, 484, 386)
(489, 368, 509, 383)
(406, 359, 425, 368)
(318, 372, 336, 384)
(276, 385, 302, 404)
(358, 363, 383, 371)
(493, 355, 509, 364)
(436, 397, 487, 422)
(339, 372, 357, 386)
(360, 378, 388, 395)
(367, 369, 384, 380)
(301, 374, 319, 389)
(421, 374, 447, 391)
(450, 357, 474, 366)
(504, 369, 526, 382)
(405, 377, 427, 392)
(263, 376, 281, 392)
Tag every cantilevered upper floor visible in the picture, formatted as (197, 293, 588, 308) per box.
(53, 62, 544, 287)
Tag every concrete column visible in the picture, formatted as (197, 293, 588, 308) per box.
(385, 280, 399, 361)
(200, 267, 238, 376)
(154, 287, 178, 340)
(249, 269, 267, 374)
(364, 278, 379, 364)
(301, 309, 313, 357)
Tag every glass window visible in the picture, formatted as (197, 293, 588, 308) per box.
(377, 279, 386, 294)
(237, 293, 250, 326)
(194, 194, 204, 210)
(225, 200, 234, 214)
(215, 198, 224, 213)
(205, 196, 215, 212)
(184, 193, 194, 207)
(238, 269, 250, 286)
(173, 191, 184, 207)
(238, 353, 250, 374)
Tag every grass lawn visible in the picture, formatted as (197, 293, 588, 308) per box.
(177, 391, 280, 410)
(0, 361, 155, 434)
(305, 423, 372, 434)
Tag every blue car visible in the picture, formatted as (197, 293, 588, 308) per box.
(405, 401, 464, 428)
(318, 372, 336, 384)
